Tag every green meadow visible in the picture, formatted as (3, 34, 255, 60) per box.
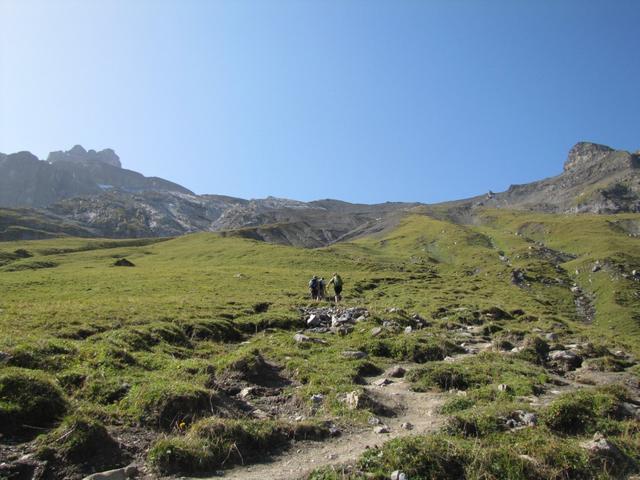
(1, 210, 639, 479)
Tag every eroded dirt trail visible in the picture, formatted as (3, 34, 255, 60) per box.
(207, 368, 447, 480)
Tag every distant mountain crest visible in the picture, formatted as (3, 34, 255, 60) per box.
(47, 145, 121, 168)
(0, 141, 639, 244)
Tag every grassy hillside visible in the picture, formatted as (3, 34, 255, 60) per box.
(0, 210, 638, 479)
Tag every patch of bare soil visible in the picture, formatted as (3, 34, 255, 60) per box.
(205, 366, 447, 480)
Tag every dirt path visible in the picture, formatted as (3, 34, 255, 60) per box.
(203, 368, 447, 480)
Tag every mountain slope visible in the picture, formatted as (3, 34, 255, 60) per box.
(436, 142, 640, 216)
(1, 141, 639, 245)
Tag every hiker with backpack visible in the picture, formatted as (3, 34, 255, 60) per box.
(317, 277, 326, 301)
(308, 275, 319, 300)
(327, 272, 343, 303)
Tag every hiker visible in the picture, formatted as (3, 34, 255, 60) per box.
(308, 275, 319, 300)
(327, 272, 343, 303)
(317, 277, 326, 301)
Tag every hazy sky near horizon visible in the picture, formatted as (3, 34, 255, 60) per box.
(1, 0, 639, 203)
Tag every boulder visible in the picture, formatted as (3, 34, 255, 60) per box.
(549, 350, 583, 372)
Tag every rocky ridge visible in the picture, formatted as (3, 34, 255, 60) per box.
(1, 141, 639, 244)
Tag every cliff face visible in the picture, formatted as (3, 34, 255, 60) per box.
(0, 145, 192, 208)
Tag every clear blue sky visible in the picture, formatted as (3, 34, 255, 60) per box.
(1, 0, 639, 203)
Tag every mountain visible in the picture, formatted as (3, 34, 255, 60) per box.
(0, 145, 191, 208)
(435, 142, 640, 217)
(0, 142, 638, 245)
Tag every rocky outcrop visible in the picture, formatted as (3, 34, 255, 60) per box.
(435, 142, 640, 216)
(48, 145, 122, 168)
(0, 146, 192, 208)
(563, 142, 615, 172)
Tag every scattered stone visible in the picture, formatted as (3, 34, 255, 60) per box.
(252, 408, 270, 419)
(374, 425, 390, 434)
(294, 333, 328, 345)
(239, 387, 256, 398)
(371, 327, 383, 337)
(311, 394, 324, 405)
(82, 465, 138, 480)
(387, 365, 406, 378)
(307, 314, 323, 327)
(511, 269, 526, 286)
(592, 263, 602, 273)
(545, 332, 559, 341)
(327, 453, 338, 460)
(368, 416, 382, 425)
(373, 378, 392, 387)
(581, 432, 624, 462)
(400, 422, 413, 430)
(390, 471, 407, 480)
(497, 383, 511, 392)
(342, 350, 367, 359)
(619, 402, 640, 420)
(404, 326, 412, 334)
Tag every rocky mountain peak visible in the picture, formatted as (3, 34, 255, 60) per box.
(47, 145, 122, 168)
(564, 142, 615, 172)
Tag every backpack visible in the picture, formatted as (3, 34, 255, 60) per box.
(309, 278, 318, 289)
(333, 275, 343, 288)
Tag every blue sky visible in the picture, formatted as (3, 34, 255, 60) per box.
(1, 0, 639, 203)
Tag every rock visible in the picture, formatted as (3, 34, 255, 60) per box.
(311, 394, 324, 404)
(252, 408, 270, 419)
(368, 416, 382, 425)
(239, 387, 256, 398)
(619, 402, 640, 420)
(580, 432, 624, 462)
(294, 333, 312, 343)
(387, 365, 406, 378)
(307, 314, 323, 327)
(374, 425, 390, 434)
(545, 332, 559, 341)
(400, 422, 413, 430)
(481, 307, 512, 319)
(344, 391, 367, 410)
(497, 383, 511, 392)
(511, 269, 525, 286)
(371, 327, 383, 337)
(113, 258, 135, 267)
(549, 350, 583, 372)
(592, 263, 602, 272)
(373, 378, 392, 387)
(522, 412, 538, 426)
(294, 333, 327, 345)
(82, 465, 137, 480)
(355, 315, 366, 323)
(404, 326, 412, 334)
(390, 471, 407, 480)
(342, 350, 367, 359)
